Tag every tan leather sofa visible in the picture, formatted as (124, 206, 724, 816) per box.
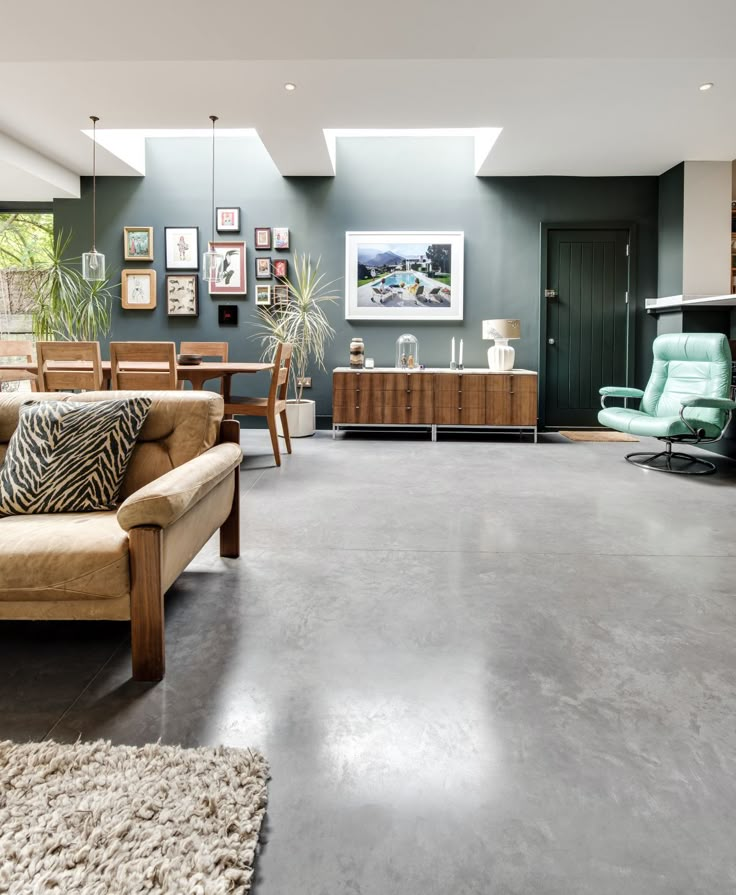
(0, 390, 242, 681)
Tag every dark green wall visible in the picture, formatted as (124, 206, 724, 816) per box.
(657, 162, 684, 297)
(54, 136, 658, 420)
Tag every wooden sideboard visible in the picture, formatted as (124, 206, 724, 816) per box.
(332, 368, 538, 441)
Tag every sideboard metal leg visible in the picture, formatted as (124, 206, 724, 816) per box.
(431, 425, 437, 442)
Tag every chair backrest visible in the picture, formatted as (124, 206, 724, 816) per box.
(180, 341, 228, 361)
(36, 341, 103, 391)
(269, 342, 293, 405)
(641, 333, 732, 430)
(110, 341, 177, 390)
(0, 339, 36, 391)
(0, 340, 34, 364)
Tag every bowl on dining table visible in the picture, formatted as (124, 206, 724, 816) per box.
(177, 354, 203, 366)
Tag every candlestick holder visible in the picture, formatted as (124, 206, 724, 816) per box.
(457, 362, 464, 371)
(450, 361, 457, 371)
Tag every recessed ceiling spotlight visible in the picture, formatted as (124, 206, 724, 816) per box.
(284, 82, 296, 92)
(699, 82, 714, 91)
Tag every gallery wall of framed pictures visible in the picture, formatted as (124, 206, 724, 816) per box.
(118, 218, 294, 323)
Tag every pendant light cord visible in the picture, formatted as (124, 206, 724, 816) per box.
(210, 115, 218, 243)
(90, 115, 99, 251)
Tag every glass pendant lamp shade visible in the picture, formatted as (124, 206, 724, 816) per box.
(82, 250, 106, 281)
(203, 248, 224, 283)
(203, 114, 223, 284)
(83, 115, 106, 282)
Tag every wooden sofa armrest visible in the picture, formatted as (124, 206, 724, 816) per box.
(116, 443, 242, 531)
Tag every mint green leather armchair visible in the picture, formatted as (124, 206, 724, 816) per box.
(599, 332, 736, 474)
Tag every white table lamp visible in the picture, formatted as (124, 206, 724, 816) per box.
(482, 319, 521, 371)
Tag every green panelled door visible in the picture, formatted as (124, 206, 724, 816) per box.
(544, 228, 630, 427)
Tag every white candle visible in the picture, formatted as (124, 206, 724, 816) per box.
(459, 339, 464, 366)
(451, 337, 455, 365)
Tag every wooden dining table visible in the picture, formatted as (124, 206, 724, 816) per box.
(1, 360, 273, 400)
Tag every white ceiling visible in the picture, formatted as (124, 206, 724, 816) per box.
(1, 0, 736, 199)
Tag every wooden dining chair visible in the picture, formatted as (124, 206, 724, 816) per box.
(110, 341, 178, 390)
(179, 341, 229, 393)
(180, 341, 229, 362)
(0, 340, 37, 391)
(224, 343, 293, 466)
(36, 341, 103, 391)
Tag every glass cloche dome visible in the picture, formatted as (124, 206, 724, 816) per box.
(395, 333, 419, 369)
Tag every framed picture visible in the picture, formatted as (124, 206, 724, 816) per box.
(208, 241, 247, 296)
(218, 304, 238, 326)
(273, 227, 289, 250)
(272, 284, 289, 305)
(254, 227, 271, 250)
(255, 285, 271, 306)
(121, 270, 156, 310)
(165, 226, 199, 270)
(255, 257, 272, 279)
(216, 207, 240, 233)
(124, 226, 154, 261)
(166, 274, 198, 317)
(345, 230, 464, 321)
(272, 258, 288, 280)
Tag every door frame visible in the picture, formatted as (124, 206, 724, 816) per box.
(538, 221, 637, 429)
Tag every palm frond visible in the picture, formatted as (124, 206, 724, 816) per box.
(27, 230, 116, 342)
(250, 252, 340, 401)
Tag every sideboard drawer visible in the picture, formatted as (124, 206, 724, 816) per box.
(383, 403, 433, 425)
(486, 374, 537, 425)
(384, 384, 434, 423)
(333, 389, 384, 424)
(435, 374, 485, 408)
(383, 372, 433, 392)
(435, 405, 487, 426)
(333, 371, 389, 391)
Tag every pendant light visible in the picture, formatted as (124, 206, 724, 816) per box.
(82, 116, 106, 281)
(202, 115, 225, 283)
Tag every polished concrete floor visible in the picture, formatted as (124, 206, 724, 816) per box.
(2, 430, 736, 894)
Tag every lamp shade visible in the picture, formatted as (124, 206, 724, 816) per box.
(482, 319, 521, 341)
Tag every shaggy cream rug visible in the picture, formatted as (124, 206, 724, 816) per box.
(0, 739, 269, 894)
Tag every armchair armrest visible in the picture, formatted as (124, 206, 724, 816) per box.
(599, 386, 645, 398)
(681, 396, 736, 411)
(117, 442, 242, 531)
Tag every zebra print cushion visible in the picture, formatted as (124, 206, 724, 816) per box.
(0, 398, 151, 515)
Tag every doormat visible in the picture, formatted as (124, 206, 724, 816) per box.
(559, 430, 639, 443)
(0, 739, 269, 894)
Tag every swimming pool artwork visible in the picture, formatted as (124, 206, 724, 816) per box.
(345, 231, 464, 321)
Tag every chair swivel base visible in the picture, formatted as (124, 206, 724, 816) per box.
(625, 446, 716, 475)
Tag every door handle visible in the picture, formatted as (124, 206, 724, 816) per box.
(548, 338, 556, 345)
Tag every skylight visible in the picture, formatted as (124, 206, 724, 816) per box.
(322, 128, 503, 175)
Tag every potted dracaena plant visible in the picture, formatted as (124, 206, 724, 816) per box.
(29, 231, 115, 341)
(252, 253, 339, 437)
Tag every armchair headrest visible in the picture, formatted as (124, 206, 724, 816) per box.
(653, 333, 730, 364)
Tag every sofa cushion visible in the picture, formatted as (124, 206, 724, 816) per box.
(70, 391, 224, 498)
(0, 398, 151, 516)
(598, 405, 722, 438)
(0, 512, 130, 601)
(0, 392, 224, 497)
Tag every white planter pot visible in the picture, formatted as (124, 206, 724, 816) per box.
(277, 399, 316, 438)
